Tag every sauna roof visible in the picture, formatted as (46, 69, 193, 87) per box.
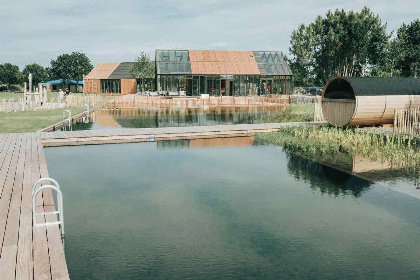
(155, 49, 292, 76)
(343, 77, 420, 96)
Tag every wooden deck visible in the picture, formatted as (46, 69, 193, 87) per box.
(0, 133, 69, 280)
(0, 121, 325, 279)
(41, 122, 326, 147)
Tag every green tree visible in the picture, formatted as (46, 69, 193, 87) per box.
(289, 7, 389, 86)
(130, 52, 155, 92)
(393, 19, 420, 77)
(22, 63, 48, 85)
(49, 51, 93, 90)
(0, 63, 21, 89)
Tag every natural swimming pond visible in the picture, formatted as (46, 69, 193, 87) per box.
(66, 106, 285, 130)
(44, 138, 420, 279)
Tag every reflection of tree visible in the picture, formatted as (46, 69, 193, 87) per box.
(286, 152, 372, 198)
(68, 121, 93, 131)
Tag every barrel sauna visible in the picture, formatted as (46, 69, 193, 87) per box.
(322, 76, 420, 126)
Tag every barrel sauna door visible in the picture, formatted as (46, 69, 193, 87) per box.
(322, 99, 356, 127)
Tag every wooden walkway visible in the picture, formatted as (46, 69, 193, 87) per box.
(41, 122, 326, 147)
(0, 121, 325, 279)
(0, 133, 69, 280)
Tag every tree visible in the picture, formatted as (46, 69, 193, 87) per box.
(22, 63, 48, 85)
(393, 19, 420, 77)
(289, 7, 389, 86)
(49, 51, 93, 89)
(0, 63, 21, 89)
(130, 52, 155, 92)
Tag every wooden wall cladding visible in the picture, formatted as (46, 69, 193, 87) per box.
(121, 79, 137, 94)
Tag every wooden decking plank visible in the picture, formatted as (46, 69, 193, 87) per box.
(37, 133, 70, 280)
(0, 134, 14, 176)
(33, 133, 52, 280)
(0, 134, 10, 154)
(16, 133, 35, 279)
(0, 134, 27, 279)
(0, 134, 22, 253)
(0, 134, 17, 198)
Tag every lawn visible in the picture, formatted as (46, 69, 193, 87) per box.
(0, 107, 84, 133)
(0, 92, 23, 100)
(258, 103, 315, 123)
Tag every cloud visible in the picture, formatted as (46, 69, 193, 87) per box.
(0, 0, 419, 68)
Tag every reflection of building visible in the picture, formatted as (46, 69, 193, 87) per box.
(157, 136, 255, 149)
(84, 49, 293, 95)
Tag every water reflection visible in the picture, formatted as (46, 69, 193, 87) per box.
(285, 152, 372, 197)
(69, 106, 285, 130)
(156, 137, 373, 198)
(156, 137, 420, 199)
(157, 136, 256, 149)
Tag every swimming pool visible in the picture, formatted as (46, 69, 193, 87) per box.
(45, 138, 420, 279)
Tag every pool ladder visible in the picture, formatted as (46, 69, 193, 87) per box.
(32, 178, 64, 238)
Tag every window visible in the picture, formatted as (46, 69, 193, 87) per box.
(100, 79, 121, 93)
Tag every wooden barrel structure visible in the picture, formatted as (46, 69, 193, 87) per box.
(321, 76, 420, 126)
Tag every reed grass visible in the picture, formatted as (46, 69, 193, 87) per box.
(255, 126, 420, 169)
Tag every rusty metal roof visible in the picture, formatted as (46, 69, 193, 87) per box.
(189, 50, 260, 75)
(87, 50, 293, 78)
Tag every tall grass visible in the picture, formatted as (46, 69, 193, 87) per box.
(256, 126, 420, 169)
(257, 104, 314, 123)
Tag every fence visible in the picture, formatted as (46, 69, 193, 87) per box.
(49, 94, 111, 108)
(394, 108, 420, 136)
(105, 95, 290, 109)
(290, 94, 318, 104)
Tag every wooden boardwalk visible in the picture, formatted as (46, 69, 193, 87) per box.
(0, 121, 324, 279)
(41, 122, 326, 147)
(0, 133, 69, 280)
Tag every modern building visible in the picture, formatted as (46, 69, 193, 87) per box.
(84, 49, 292, 95)
(156, 50, 292, 96)
(84, 62, 148, 95)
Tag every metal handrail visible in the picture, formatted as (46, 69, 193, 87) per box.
(32, 179, 64, 237)
(32, 177, 59, 194)
(83, 104, 90, 115)
(63, 109, 71, 125)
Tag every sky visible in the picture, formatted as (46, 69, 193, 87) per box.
(1, 0, 419, 69)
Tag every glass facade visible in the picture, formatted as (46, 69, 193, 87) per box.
(157, 74, 291, 96)
(100, 79, 121, 93)
(137, 78, 155, 92)
(156, 50, 191, 75)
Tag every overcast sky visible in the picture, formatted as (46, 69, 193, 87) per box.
(1, 0, 419, 69)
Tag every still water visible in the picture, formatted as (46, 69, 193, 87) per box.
(68, 106, 283, 130)
(44, 138, 420, 279)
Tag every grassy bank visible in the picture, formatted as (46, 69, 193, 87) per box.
(255, 126, 420, 169)
(258, 103, 314, 123)
(0, 107, 84, 133)
(0, 92, 23, 100)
